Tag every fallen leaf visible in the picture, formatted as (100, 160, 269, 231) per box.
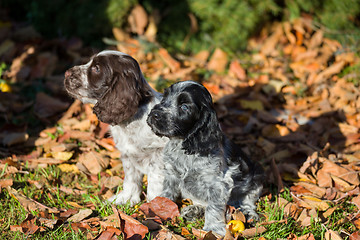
(350, 231, 360, 240)
(239, 99, 264, 111)
(77, 151, 110, 175)
(72, 119, 91, 131)
(128, 4, 148, 35)
(0, 179, 13, 189)
(300, 196, 330, 211)
(324, 230, 343, 240)
(208, 48, 228, 73)
(58, 164, 80, 173)
(51, 151, 73, 161)
(229, 60, 246, 80)
(240, 226, 267, 237)
(158, 48, 180, 72)
(7, 187, 58, 213)
(140, 197, 180, 221)
(67, 209, 93, 222)
(117, 209, 149, 240)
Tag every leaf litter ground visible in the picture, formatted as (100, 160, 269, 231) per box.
(0, 14, 360, 240)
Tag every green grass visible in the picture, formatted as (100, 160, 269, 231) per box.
(1, 165, 358, 239)
(0, 165, 136, 239)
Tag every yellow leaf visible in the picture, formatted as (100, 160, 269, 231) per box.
(228, 220, 245, 234)
(51, 151, 73, 161)
(58, 164, 79, 173)
(0, 81, 11, 92)
(239, 99, 264, 111)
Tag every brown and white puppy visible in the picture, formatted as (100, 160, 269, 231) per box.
(64, 50, 167, 205)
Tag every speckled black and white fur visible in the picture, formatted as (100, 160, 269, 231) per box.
(146, 81, 263, 236)
(64, 50, 168, 205)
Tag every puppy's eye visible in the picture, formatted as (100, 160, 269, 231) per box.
(91, 65, 100, 74)
(180, 104, 189, 112)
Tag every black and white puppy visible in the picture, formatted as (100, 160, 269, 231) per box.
(64, 50, 168, 205)
(147, 81, 263, 235)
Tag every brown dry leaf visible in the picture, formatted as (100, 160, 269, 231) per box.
(193, 50, 210, 65)
(100, 176, 123, 189)
(350, 231, 360, 240)
(322, 206, 337, 218)
(324, 230, 343, 240)
(207, 48, 228, 73)
(77, 151, 110, 175)
(34, 92, 69, 118)
(96, 230, 115, 240)
(51, 151, 73, 161)
(72, 119, 91, 131)
(239, 99, 264, 111)
(308, 30, 323, 49)
(300, 196, 330, 211)
(58, 185, 86, 195)
(260, 25, 283, 55)
(155, 228, 186, 240)
(0, 179, 13, 189)
(240, 226, 267, 237)
(67, 209, 93, 222)
(158, 48, 180, 72)
(283, 22, 296, 44)
(96, 139, 115, 152)
(313, 61, 346, 84)
(128, 4, 148, 35)
(7, 187, 59, 213)
(295, 182, 326, 198)
(203, 82, 220, 95)
(229, 60, 246, 80)
(231, 208, 246, 222)
(322, 160, 359, 185)
(13, 214, 39, 235)
(331, 174, 354, 192)
(140, 197, 180, 221)
(298, 233, 316, 240)
(116, 209, 149, 240)
(0, 163, 18, 175)
(317, 168, 332, 188)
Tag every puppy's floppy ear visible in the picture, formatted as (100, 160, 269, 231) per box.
(182, 106, 223, 156)
(93, 57, 152, 125)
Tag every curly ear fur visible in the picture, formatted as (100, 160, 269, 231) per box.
(182, 106, 223, 156)
(93, 58, 152, 125)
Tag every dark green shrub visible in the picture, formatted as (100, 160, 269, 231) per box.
(2, 0, 359, 52)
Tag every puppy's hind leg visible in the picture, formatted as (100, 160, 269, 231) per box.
(238, 187, 262, 221)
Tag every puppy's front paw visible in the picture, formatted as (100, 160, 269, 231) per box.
(243, 210, 260, 223)
(107, 192, 140, 206)
(203, 224, 226, 236)
(181, 205, 205, 221)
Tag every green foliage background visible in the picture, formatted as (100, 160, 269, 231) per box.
(2, 0, 360, 52)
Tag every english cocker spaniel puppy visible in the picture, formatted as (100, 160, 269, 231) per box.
(64, 50, 168, 205)
(147, 81, 263, 235)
